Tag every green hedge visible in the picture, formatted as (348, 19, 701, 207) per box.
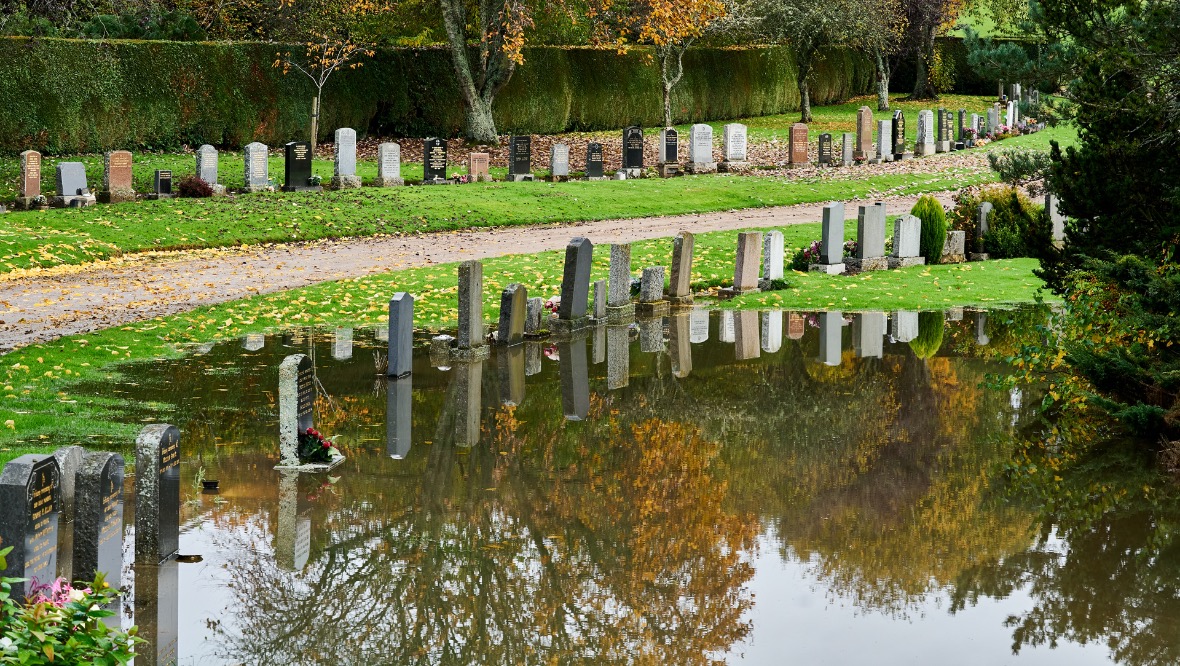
(0, 38, 873, 154)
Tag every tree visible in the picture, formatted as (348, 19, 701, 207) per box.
(903, 0, 967, 100)
(851, 0, 907, 110)
(589, 0, 727, 127)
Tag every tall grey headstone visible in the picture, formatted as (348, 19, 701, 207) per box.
(388, 293, 414, 377)
(608, 244, 633, 313)
(525, 297, 544, 336)
(332, 127, 360, 188)
(497, 283, 527, 346)
(876, 121, 892, 162)
(0, 455, 59, 599)
(387, 376, 413, 458)
(887, 214, 925, 268)
(733, 232, 762, 293)
(591, 279, 606, 320)
(850, 203, 887, 271)
(375, 142, 404, 186)
(841, 132, 854, 166)
(915, 110, 935, 156)
(555, 238, 593, 330)
(689, 123, 715, 172)
(243, 142, 269, 191)
(812, 202, 846, 274)
(135, 424, 180, 565)
(278, 354, 314, 466)
(668, 231, 694, 304)
(196, 145, 219, 185)
(457, 260, 486, 350)
(762, 230, 784, 281)
(550, 144, 570, 180)
(761, 310, 783, 353)
(1046, 194, 1065, 244)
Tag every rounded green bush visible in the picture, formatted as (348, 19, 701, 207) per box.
(909, 311, 945, 359)
(912, 195, 948, 262)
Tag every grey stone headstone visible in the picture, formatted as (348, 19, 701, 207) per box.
(196, 145, 218, 184)
(733, 232, 762, 292)
(72, 451, 123, 590)
(608, 244, 632, 307)
(333, 327, 353, 360)
(853, 312, 886, 358)
(377, 142, 403, 183)
(334, 127, 357, 177)
(891, 214, 922, 258)
(558, 238, 593, 319)
(763, 230, 784, 280)
(278, 354, 314, 465)
(734, 310, 760, 360)
(977, 201, 994, 252)
(669, 313, 692, 378)
(689, 309, 709, 343)
(606, 325, 630, 390)
(821, 202, 845, 264)
(559, 336, 590, 420)
(916, 110, 935, 154)
(640, 267, 665, 303)
(497, 283, 527, 346)
(592, 279, 606, 319)
(244, 142, 269, 188)
(386, 376, 412, 459)
(876, 121, 892, 161)
(525, 297, 544, 335)
(0, 454, 59, 599)
(669, 232, 694, 298)
(841, 132, 854, 166)
(857, 203, 887, 259)
(690, 124, 713, 164)
(550, 144, 570, 177)
(56, 162, 88, 197)
(819, 311, 843, 366)
(1046, 194, 1065, 242)
(457, 260, 485, 349)
(723, 123, 747, 161)
(388, 293, 414, 377)
(891, 310, 918, 342)
(761, 310, 783, 353)
(135, 424, 180, 564)
(497, 346, 525, 406)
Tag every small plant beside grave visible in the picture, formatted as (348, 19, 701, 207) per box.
(297, 427, 338, 464)
(177, 175, 213, 198)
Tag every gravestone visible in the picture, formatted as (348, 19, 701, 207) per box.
(387, 293, 414, 377)
(1046, 193, 1065, 245)
(875, 120, 892, 163)
(135, 424, 180, 564)
(970, 114, 981, 143)
(497, 283, 527, 346)
(855, 106, 874, 161)
(939, 108, 954, 152)
(243, 142, 269, 192)
(196, 144, 218, 185)
(669, 313, 692, 378)
(283, 141, 319, 192)
(593, 324, 606, 365)
(841, 133, 854, 166)
(720, 310, 735, 343)
(668, 231, 694, 304)
(811, 202, 846, 274)
(16, 150, 43, 209)
(72, 452, 123, 590)
(732, 232, 762, 294)
(525, 340, 543, 376)
(887, 214, 925, 268)
(554, 238, 593, 332)
(639, 318, 664, 353)
(549, 144, 570, 181)
(455, 260, 489, 359)
(787, 312, 805, 340)
(891, 310, 919, 343)
(637, 266, 668, 316)
(1006, 101, 1018, 127)
(956, 109, 968, 148)
(849, 203, 887, 271)
(892, 111, 910, 160)
(762, 230, 784, 283)
(450, 361, 484, 447)
(333, 327, 353, 360)
(719, 123, 749, 171)
(591, 279, 606, 321)
(508, 135, 534, 181)
(987, 106, 999, 135)
(853, 312, 886, 359)
(687, 123, 716, 173)
(52, 162, 95, 208)
(147, 169, 172, 200)
(0, 455, 59, 600)
(658, 128, 680, 177)
(384, 375, 413, 459)
(525, 297, 545, 336)
(559, 336, 590, 420)
(818, 310, 843, 366)
(374, 142, 404, 186)
(607, 243, 634, 319)
(942, 230, 967, 263)
(818, 133, 833, 166)
(330, 128, 360, 189)
(585, 143, 606, 180)
(734, 310, 760, 361)
(970, 201, 993, 261)
(51, 445, 82, 581)
(496, 342, 525, 406)
(788, 123, 809, 167)
(762, 310, 783, 354)
(468, 152, 491, 182)
(277, 354, 315, 467)
(915, 110, 935, 156)
(423, 138, 448, 184)
(622, 126, 644, 175)
(97, 150, 135, 203)
(606, 325, 630, 390)
(274, 471, 311, 572)
(689, 309, 709, 343)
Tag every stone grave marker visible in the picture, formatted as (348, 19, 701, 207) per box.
(733, 232, 762, 294)
(818, 133, 833, 166)
(243, 142, 269, 191)
(762, 310, 783, 354)
(688, 123, 715, 173)
(689, 309, 709, 343)
(819, 311, 843, 366)
(333, 327, 353, 360)
(850, 203, 887, 271)
(668, 231, 694, 304)
(639, 318, 664, 353)
(468, 152, 491, 182)
(658, 128, 679, 177)
(282, 141, 319, 192)
(243, 334, 264, 351)
(762, 230, 784, 283)
(196, 144, 218, 185)
(450, 361, 484, 447)
(497, 284, 527, 346)
(1046, 193, 1065, 244)
(135, 424, 180, 564)
(891, 111, 909, 160)
(811, 202, 846, 274)
(970, 202, 993, 261)
(554, 238, 593, 331)
(957, 109, 968, 147)
(855, 106, 874, 160)
(135, 557, 179, 665)
(637, 267, 668, 316)
(456, 260, 488, 357)
(73, 451, 123, 590)
(560, 336, 591, 420)
(277, 354, 315, 467)
(915, 110, 935, 156)
(98, 150, 134, 203)
(942, 230, 967, 263)
(888, 214, 925, 268)
(585, 143, 605, 179)
(987, 106, 999, 134)
(734, 310, 760, 361)
(937, 108, 952, 152)
(875, 120, 892, 163)
(891, 310, 918, 343)
(593, 324, 606, 365)
(19, 150, 41, 204)
(606, 325, 630, 390)
(669, 313, 692, 378)
(53, 162, 94, 207)
(386, 375, 412, 458)
(0, 455, 59, 599)
(331, 128, 361, 189)
(374, 142, 404, 186)
(148, 169, 172, 200)
(388, 293, 414, 377)
(1006, 101, 1018, 127)
(424, 138, 448, 184)
(720, 310, 735, 343)
(841, 133, 854, 166)
(591, 279, 606, 321)
(622, 126, 644, 174)
(525, 297, 544, 336)
(789, 123, 809, 167)
(508, 135, 534, 181)
(720, 123, 748, 171)
(854, 312, 886, 359)
(787, 312, 805, 340)
(549, 144, 570, 181)
(607, 243, 634, 318)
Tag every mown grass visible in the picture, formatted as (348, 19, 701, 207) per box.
(0, 214, 1052, 461)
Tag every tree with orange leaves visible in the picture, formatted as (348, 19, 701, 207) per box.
(588, 0, 728, 127)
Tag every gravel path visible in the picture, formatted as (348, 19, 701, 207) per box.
(0, 191, 954, 352)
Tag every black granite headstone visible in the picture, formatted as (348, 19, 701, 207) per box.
(135, 424, 180, 564)
(938, 108, 950, 142)
(586, 143, 604, 178)
(508, 135, 531, 178)
(72, 452, 123, 588)
(818, 133, 833, 165)
(424, 138, 448, 182)
(154, 170, 172, 195)
(557, 237, 593, 320)
(623, 126, 643, 170)
(0, 454, 60, 599)
(283, 141, 313, 191)
(661, 129, 678, 163)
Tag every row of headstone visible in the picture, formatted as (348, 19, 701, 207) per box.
(807, 201, 926, 274)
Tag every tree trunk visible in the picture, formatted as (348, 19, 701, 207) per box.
(658, 42, 688, 128)
(464, 97, 499, 145)
(310, 95, 320, 155)
(797, 52, 813, 122)
(438, 0, 502, 143)
(911, 25, 939, 100)
(874, 50, 891, 111)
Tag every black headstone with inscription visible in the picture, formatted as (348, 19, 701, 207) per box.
(958, 109, 968, 141)
(661, 129, 678, 163)
(282, 141, 315, 191)
(938, 108, 951, 142)
(622, 126, 643, 170)
(508, 136, 531, 178)
(135, 424, 181, 564)
(424, 138, 448, 183)
(586, 143, 605, 178)
(818, 133, 833, 165)
(73, 452, 124, 588)
(0, 454, 60, 600)
(154, 170, 172, 195)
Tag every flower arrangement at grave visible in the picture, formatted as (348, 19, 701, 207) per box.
(297, 427, 339, 464)
(842, 240, 858, 257)
(790, 240, 822, 271)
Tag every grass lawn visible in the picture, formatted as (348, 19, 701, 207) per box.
(0, 215, 1052, 461)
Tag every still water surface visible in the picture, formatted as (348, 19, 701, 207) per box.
(87, 308, 1176, 665)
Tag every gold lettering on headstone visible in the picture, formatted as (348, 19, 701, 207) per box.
(98, 485, 120, 547)
(160, 438, 180, 475)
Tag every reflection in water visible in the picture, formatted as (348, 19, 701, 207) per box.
(76, 306, 1180, 664)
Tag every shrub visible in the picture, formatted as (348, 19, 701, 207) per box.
(909, 311, 945, 359)
(912, 195, 948, 261)
(987, 148, 1052, 189)
(177, 175, 213, 198)
(949, 185, 1051, 258)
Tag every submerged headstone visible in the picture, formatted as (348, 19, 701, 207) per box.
(135, 424, 180, 565)
(0, 455, 59, 599)
(497, 284, 527, 346)
(387, 375, 413, 458)
(456, 260, 488, 357)
(606, 325, 630, 390)
(669, 313, 692, 378)
(277, 354, 315, 467)
(73, 451, 123, 590)
(607, 243, 634, 318)
(388, 293, 414, 377)
(668, 231, 694, 304)
(554, 238, 593, 331)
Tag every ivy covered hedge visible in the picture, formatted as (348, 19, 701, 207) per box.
(0, 38, 873, 154)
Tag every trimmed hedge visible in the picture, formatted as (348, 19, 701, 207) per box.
(0, 38, 873, 154)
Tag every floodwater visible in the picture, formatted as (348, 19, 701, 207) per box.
(78, 307, 1178, 665)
